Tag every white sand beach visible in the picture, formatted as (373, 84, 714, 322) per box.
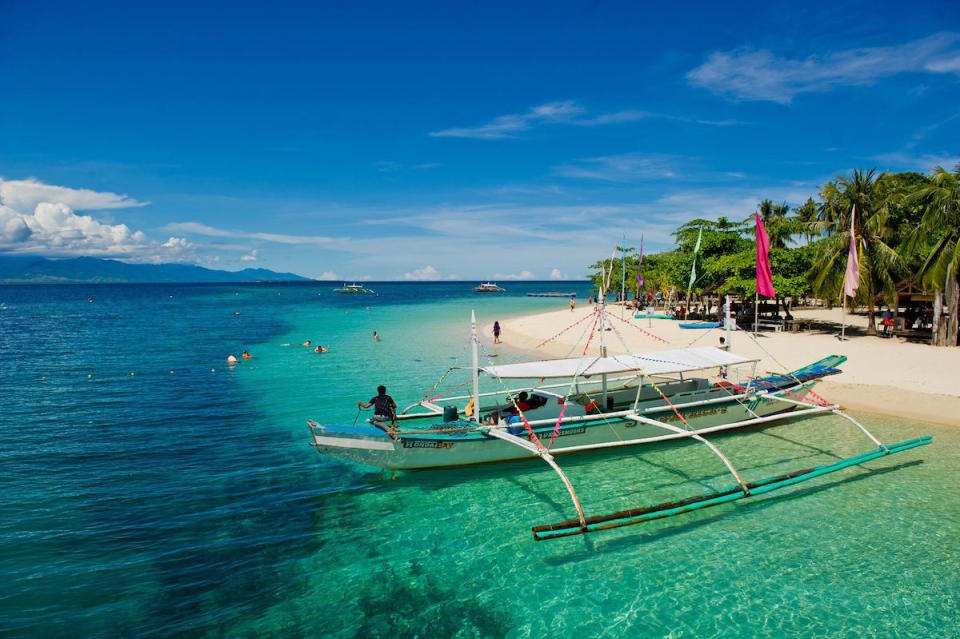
(488, 305, 960, 426)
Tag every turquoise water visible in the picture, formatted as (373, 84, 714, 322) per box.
(1, 282, 957, 637)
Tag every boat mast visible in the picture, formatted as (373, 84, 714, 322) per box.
(471, 310, 480, 422)
(599, 286, 608, 410)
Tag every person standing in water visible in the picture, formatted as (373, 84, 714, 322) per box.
(373, 331, 380, 342)
(493, 321, 501, 344)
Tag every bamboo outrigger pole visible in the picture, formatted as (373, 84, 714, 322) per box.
(471, 310, 480, 422)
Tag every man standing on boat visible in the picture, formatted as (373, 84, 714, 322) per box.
(358, 385, 397, 437)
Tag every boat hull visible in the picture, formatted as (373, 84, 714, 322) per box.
(311, 388, 800, 470)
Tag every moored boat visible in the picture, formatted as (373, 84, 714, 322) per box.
(474, 282, 506, 292)
(334, 283, 376, 294)
(308, 293, 931, 539)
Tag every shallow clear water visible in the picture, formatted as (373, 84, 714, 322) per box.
(1, 282, 957, 638)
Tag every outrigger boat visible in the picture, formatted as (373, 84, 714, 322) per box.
(334, 283, 376, 294)
(474, 282, 506, 293)
(308, 295, 931, 540)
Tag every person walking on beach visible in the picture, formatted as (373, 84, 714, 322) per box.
(570, 297, 575, 312)
(493, 321, 501, 344)
(358, 385, 397, 437)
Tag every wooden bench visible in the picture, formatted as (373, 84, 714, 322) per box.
(755, 319, 783, 332)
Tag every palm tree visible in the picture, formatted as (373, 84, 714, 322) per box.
(754, 199, 793, 248)
(808, 169, 902, 334)
(795, 198, 819, 243)
(913, 164, 960, 346)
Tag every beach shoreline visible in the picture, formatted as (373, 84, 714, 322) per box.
(485, 303, 960, 427)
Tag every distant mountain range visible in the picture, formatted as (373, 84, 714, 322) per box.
(0, 255, 309, 283)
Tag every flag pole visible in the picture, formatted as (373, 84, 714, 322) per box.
(841, 294, 846, 341)
(621, 234, 626, 319)
(754, 290, 759, 336)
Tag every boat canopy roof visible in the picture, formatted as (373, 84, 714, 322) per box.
(481, 346, 755, 379)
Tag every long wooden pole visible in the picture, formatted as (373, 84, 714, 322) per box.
(471, 310, 480, 422)
(754, 291, 759, 336)
(841, 295, 846, 341)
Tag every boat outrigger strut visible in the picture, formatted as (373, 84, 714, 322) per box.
(529, 435, 931, 540)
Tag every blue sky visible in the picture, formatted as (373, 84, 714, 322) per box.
(1, 1, 958, 279)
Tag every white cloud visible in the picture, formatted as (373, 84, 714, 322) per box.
(429, 101, 646, 139)
(0, 205, 31, 243)
(240, 249, 259, 262)
(492, 270, 535, 280)
(163, 221, 338, 246)
(687, 32, 960, 103)
(872, 151, 960, 172)
(0, 178, 203, 262)
(549, 268, 568, 280)
(162, 237, 191, 250)
(0, 177, 148, 213)
(317, 271, 339, 280)
(403, 265, 442, 280)
(553, 153, 677, 182)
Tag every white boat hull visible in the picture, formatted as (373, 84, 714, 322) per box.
(310, 389, 802, 470)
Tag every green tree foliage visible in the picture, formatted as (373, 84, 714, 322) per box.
(587, 167, 957, 346)
(808, 169, 902, 333)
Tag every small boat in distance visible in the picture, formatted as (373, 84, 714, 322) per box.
(333, 283, 376, 294)
(527, 292, 576, 298)
(474, 282, 506, 293)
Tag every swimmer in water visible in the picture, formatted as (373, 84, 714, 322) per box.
(227, 354, 238, 364)
(233, 311, 240, 316)
(242, 350, 252, 359)
(314, 345, 328, 353)
(302, 340, 312, 347)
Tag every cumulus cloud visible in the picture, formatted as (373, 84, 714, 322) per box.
(549, 268, 568, 280)
(687, 32, 960, 103)
(0, 177, 197, 262)
(240, 249, 259, 262)
(0, 178, 148, 213)
(403, 265, 442, 280)
(317, 271, 339, 280)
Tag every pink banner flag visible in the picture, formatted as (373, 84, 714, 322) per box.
(755, 210, 776, 298)
(843, 205, 859, 298)
(637, 235, 643, 288)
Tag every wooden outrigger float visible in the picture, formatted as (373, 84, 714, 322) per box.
(308, 294, 932, 540)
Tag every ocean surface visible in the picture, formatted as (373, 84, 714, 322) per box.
(1, 281, 957, 638)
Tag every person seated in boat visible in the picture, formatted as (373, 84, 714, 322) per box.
(358, 385, 397, 435)
(513, 391, 532, 413)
